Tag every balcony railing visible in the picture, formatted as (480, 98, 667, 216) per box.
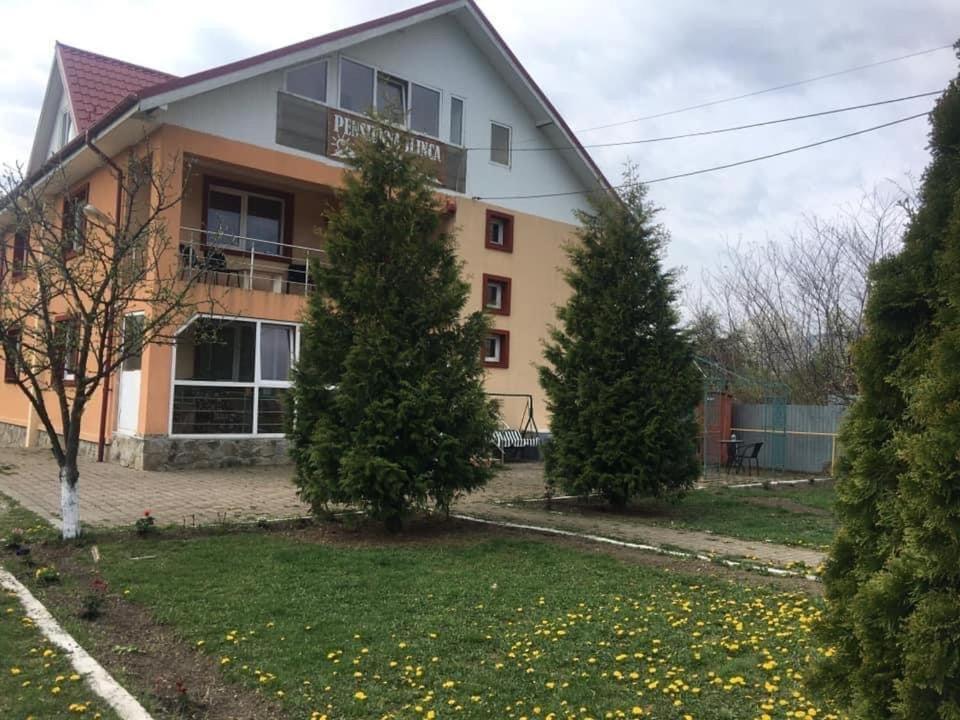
(179, 227, 328, 295)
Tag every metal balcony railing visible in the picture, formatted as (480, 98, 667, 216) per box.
(179, 227, 328, 295)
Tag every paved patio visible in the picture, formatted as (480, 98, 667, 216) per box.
(0, 447, 307, 529)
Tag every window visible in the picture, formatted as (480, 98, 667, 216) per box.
(171, 317, 298, 435)
(377, 72, 407, 124)
(450, 97, 464, 146)
(490, 122, 511, 166)
(55, 317, 79, 383)
(410, 83, 440, 137)
(62, 186, 88, 255)
(59, 111, 72, 149)
(482, 274, 511, 315)
(285, 60, 327, 102)
(204, 180, 288, 257)
(340, 58, 375, 114)
(485, 209, 514, 252)
(3, 328, 21, 384)
(121, 314, 144, 372)
(483, 330, 509, 368)
(11, 232, 27, 275)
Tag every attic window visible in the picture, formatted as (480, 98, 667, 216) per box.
(286, 61, 327, 103)
(59, 111, 72, 149)
(490, 122, 511, 166)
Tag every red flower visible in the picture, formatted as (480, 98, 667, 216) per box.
(143, 510, 151, 517)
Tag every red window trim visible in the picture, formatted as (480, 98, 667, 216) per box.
(53, 314, 80, 387)
(484, 209, 514, 253)
(482, 273, 512, 316)
(11, 231, 27, 279)
(62, 185, 89, 259)
(200, 175, 295, 262)
(3, 327, 20, 384)
(483, 329, 510, 369)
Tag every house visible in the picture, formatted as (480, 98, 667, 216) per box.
(0, 0, 610, 470)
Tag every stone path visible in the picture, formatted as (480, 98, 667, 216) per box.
(0, 448, 825, 568)
(0, 448, 306, 529)
(455, 464, 827, 569)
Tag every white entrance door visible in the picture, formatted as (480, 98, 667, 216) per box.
(116, 314, 144, 434)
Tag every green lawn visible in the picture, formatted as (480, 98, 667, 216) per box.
(0, 591, 118, 720)
(91, 529, 842, 720)
(589, 482, 837, 550)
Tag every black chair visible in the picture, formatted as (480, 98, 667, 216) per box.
(734, 442, 763, 476)
(286, 263, 312, 294)
(201, 246, 243, 287)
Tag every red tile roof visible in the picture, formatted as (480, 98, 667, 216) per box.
(56, 42, 176, 133)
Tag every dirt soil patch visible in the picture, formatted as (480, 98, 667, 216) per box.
(4, 543, 284, 720)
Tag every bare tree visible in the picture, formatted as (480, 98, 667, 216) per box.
(698, 182, 910, 403)
(0, 150, 212, 538)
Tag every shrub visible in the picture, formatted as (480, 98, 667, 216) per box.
(134, 510, 155, 536)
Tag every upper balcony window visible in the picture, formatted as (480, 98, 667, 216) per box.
(450, 97, 464, 146)
(340, 58, 375, 114)
(490, 122, 511, 167)
(339, 58, 441, 138)
(58, 111, 72, 150)
(204, 180, 287, 257)
(285, 60, 327, 103)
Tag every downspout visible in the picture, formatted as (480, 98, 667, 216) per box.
(85, 136, 123, 463)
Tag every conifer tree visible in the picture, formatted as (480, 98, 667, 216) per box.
(812, 43, 960, 718)
(539, 173, 700, 506)
(288, 134, 497, 530)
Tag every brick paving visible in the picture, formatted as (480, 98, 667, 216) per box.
(0, 448, 825, 568)
(0, 447, 307, 529)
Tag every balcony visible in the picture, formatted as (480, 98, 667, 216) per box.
(179, 227, 327, 295)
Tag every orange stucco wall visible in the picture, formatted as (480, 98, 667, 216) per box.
(2, 123, 579, 450)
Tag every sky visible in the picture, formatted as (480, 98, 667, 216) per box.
(1, 0, 958, 301)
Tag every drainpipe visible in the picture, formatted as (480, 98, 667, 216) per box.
(85, 136, 124, 463)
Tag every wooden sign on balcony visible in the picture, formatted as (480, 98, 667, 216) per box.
(277, 92, 466, 194)
(327, 108, 447, 183)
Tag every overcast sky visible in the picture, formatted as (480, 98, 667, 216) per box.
(1, 0, 957, 302)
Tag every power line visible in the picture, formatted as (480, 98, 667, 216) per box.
(571, 43, 954, 134)
(468, 90, 941, 153)
(474, 111, 930, 201)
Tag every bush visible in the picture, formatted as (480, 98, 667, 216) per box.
(539, 171, 700, 506)
(288, 132, 497, 530)
(811, 44, 960, 718)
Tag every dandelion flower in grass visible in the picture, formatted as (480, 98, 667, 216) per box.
(10, 667, 21, 675)
(51, 686, 62, 694)
(354, 691, 367, 701)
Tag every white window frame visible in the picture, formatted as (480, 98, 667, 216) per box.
(59, 110, 72, 149)
(207, 184, 286, 256)
(489, 121, 512, 168)
(338, 55, 443, 139)
(489, 217, 506, 247)
(483, 334, 502, 364)
(284, 59, 329, 103)
(485, 279, 504, 310)
(449, 95, 465, 147)
(168, 315, 301, 438)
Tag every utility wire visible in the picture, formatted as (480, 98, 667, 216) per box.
(467, 90, 942, 153)
(573, 43, 953, 134)
(474, 111, 930, 201)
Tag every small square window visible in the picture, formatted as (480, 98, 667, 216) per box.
(483, 274, 511, 315)
(286, 60, 327, 102)
(485, 210, 514, 252)
(490, 122, 511, 166)
(483, 330, 509, 368)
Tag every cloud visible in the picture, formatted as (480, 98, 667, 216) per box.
(1, 0, 957, 299)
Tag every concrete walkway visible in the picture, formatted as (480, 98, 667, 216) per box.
(0, 447, 306, 529)
(0, 449, 824, 568)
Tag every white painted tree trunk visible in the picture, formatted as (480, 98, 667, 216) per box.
(59, 467, 81, 539)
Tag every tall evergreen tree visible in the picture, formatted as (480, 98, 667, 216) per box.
(288, 134, 497, 530)
(811, 44, 960, 718)
(539, 173, 700, 506)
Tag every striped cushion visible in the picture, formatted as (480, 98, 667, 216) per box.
(493, 429, 541, 448)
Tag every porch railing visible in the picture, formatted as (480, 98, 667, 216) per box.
(179, 227, 328, 295)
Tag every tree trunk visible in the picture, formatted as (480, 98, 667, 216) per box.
(59, 464, 81, 539)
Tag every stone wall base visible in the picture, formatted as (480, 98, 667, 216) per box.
(110, 434, 291, 471)
(0, 421, 100, 459)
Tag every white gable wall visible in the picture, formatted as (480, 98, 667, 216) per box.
(46, 92, 74, 160)
(160, 14, 593, 224)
